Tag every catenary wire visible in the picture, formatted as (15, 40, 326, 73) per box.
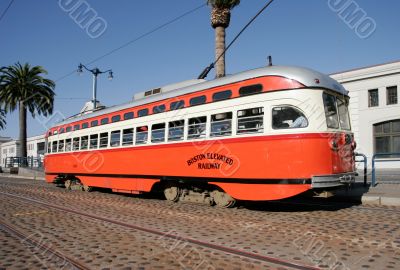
(0, 0, 14, 24)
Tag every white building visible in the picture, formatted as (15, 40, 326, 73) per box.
(0, 134, 45, 168)
(331, 61, 400, 168)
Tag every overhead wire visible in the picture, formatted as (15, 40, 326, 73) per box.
(0, 0, 14, 24)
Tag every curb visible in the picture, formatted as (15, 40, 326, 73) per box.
(0, 174, 45, 181)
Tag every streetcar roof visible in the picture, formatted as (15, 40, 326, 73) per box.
(56, 65, 347, 126)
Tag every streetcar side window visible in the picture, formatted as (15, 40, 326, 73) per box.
(337, 97, 351, 130)
(91, 120, 98, 127)
(74, 124, 80, 131)
(112, 115, 121, 123)
(138, 109, 149, 117)
(47, 141, 51, 153)
(101, 118, 109, 125)
(170, 100, 185, 111)
(65, 139, 72, 152)
(80, 136, 89, 150)
(110, 130, 121, 147)
(213, 90, 232, 101)
(188, 116, 207, 139)
(82, 123, 89, 129)
(59, 128, 65, 134)
(122, 128, 134, 146)
(58, 140, 64, 152)
(237, 107, 264, 134)
(124, 112, 134, 120)
(153, 104, 166, 114)
(272, 107, 308, 129)
(90, 134, 99, 149)
(168, 120, 184, 141)
(52, 141, 58, 153)
(66, 127, 72, 132)
(211, 112, 232, 137)
(136, 126, 148, 145)
(323, 93, 339, 129)
(72, 138, 80, 151)
(239, 84, 263, 96)
(152, 123, 166, 143)
(99, 132, 108, 148)
(190, 95, 206, 106)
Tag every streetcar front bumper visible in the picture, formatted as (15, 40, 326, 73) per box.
(311, 173, 356, 189)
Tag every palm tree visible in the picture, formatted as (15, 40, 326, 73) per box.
(0, 63, 55, 162)
(207, 0, 240, 78)
(0, 109, 5, 130)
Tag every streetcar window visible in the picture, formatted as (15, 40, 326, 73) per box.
(124, 112, 134, 120)
(110, 130, 121, 147)
(65, 139, 72, 152)
(52, 141, 58, 153)
(152, 123, 166, 143)
(82, 123, 89, 129)
(90, 134, 98, 149)
(337, 97, 351, 130)
(272, 107, 308, 129)
(72, 138, 80, 151)
(239, 84, 263, 96)
(168, 120, 184, 141)
(66, 127, 72, 132)
(99, 132, 108, 148)
(323, 93, 339, 129)
(101, 118, 109, 125)
(170, 100, 185, 111)
(188, 116, 207, 139)
(58, 140, 64, 152)
(153, 104, 166, 114)
(80, 136, 88, 150)
(136, 126, 148, 145)
(74, 124, 80, 131)
(138, 109, 149, 117)
(122, 128, 134, 146)
(47, 141, 51, 153)
(111, 115, 121, 123)
(59, 128, 65, 134)
(211, 112, 232, 137)
(91, 120, 99, 127)
(237, 107, 264, 134)
(190, 95, 206, 106)
(213, 90, 232, 101)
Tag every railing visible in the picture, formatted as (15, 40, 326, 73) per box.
(354, 152, 368, 187)
(371, 153, 400, 187)
(5, 157, 43, 168)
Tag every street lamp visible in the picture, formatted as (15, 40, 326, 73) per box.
(77, 63, 113, 110)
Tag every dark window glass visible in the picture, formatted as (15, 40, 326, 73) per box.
(168, 120, 184, 141)
(123, 112, 134, 120)
(239, 84, 263, 96)
(111, 115, 121, 123)
(90, 134, 98, 149)
(170, 100, 185, 110)
(91, 120, 98, 127)
(323, 93, 339, 129)
(138, 109, 149, 117)
(74, 124, 80, 131)
(273, 106, 308, 129)
(387, 86, 398, 105)
(52, 141, 58, 153)
(110, 131, 121, 147)
(153, 104, 166, 114)
(65, 139, 72, 152)
(48, 131, 52, 137)
(101, 118, 109, 125)
(58, 140, 64, 152)
(80, 136, 88, 149)
(368, 89, 379, 107)
(393, 120, 400, 132)
(66, 127, 72, 132)
(152, 123, 166, 143)
(82, 123, 89, 129)
(211, 112, 232, 137)
(237, 107, 264, 134)
(72, 138, 80, 151)
(190, 95, 206, 106)
(213, 90, 232, 101)
(59, 128, 65, 134)
(99, 132, 108, 148)
(122, 128, 134, 146)
(136, 126, 148, 144)
(188, 116, 207, 139)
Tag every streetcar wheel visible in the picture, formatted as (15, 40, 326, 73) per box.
(164, 186, 181, 202)
(83, 185, 92, 192)
(212, 190, 236, 208)
(64, 180, 72, 190)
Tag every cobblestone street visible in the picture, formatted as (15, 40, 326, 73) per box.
(0, 177, 399, 270)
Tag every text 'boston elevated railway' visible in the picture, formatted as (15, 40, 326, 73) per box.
(44, 65, 356, 207)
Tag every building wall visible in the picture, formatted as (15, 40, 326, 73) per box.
(331, 61, 400, 168)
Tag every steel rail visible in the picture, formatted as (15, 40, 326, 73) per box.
(0, 191, 320, 270)
(0, 219, 90, 270)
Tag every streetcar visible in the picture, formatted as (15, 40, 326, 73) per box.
(44, 65, 356, 207)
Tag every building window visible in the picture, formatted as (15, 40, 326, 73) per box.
(368, 89, 379, 107)
(387, 86, 398, 105)
(374, 119, 400, 156)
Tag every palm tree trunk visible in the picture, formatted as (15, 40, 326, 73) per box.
(19, 101, 27, 166)
(215, 26, 226, 78)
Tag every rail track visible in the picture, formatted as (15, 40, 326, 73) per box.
(0, 191, 321, 270)
(0, 219, 90, 270)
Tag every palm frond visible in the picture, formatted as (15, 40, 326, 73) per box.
(207, 0, 240, 9)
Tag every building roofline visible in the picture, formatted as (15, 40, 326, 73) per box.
(330, 60, 400, 76)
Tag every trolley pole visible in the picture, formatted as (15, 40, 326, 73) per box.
(77, 64, 113, 110)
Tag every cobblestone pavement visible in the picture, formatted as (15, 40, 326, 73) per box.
(0, 177, 399, 270)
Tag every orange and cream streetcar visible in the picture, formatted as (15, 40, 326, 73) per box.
(44, 65, 356, 207)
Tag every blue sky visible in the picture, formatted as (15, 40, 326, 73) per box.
(0, 0, 399, 138)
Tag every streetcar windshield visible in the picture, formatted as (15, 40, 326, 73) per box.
(323, 93, 351, 130)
